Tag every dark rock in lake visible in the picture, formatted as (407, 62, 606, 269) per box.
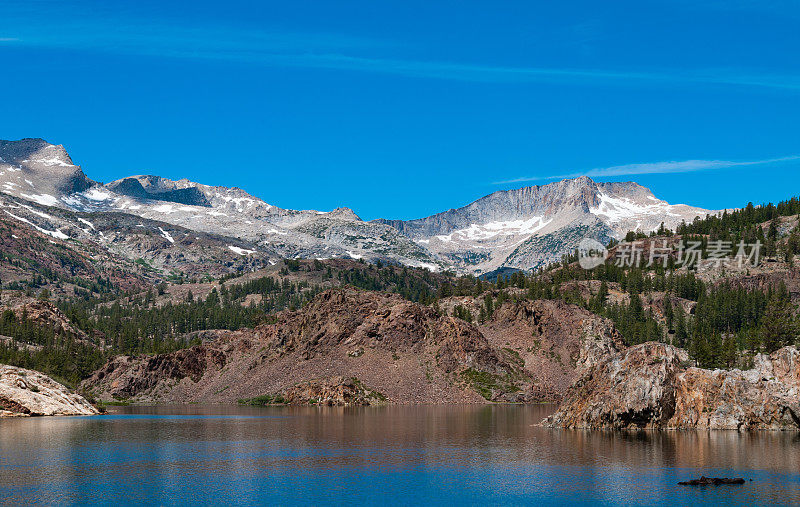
(678, 477, 746, 486)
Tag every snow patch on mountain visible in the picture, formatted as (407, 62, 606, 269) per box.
(3, 210, 69, 240)
(19, 193, 59, 207)
(228, 245, 256, 256)
(78, 218, 96, 230)
(152, 204, 176, 213)
(83, 188, 112, 201)
(159, 227, 175, 244)
(589, 193, 681, 223)
(436, 216, 552, 243)
(18, 204, 53, 220)
(38, 157, 74, 167)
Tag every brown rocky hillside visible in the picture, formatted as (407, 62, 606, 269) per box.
(81, 288, 621, 405)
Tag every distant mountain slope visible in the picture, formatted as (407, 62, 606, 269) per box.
(0, 138, 716, 274)
(376, 176, 714, 273)
(72, 174, 443, 271)
(0, 191, 277, 290)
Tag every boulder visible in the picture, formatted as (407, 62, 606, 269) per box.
(0, 364, 99, 417)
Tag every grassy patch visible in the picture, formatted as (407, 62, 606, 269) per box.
(461, 369, 498, 400)
(460, 368, 521, 401)
(351, 378, 388, 403)
(367, 390, 388, 402)
(502, 347, 524, 366)
(237, 394, 286, 406)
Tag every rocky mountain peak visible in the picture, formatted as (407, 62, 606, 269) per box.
(324, 207, 362, 221)
(0, 138, 79, 172)
(107, 175, 212, 207)
(545, 174, 597, 193)
(0, 137, 64, 159)
(374, 174, 713, 274)
(0, 138, 94, 202)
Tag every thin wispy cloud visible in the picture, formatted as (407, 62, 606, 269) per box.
(494, 155, 800, 185)
(2, 16, 800, 92)
(250, 54, 800, 91)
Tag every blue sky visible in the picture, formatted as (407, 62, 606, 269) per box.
(1, 0, 799, 219)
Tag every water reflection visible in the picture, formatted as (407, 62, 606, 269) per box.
(1, 405, 799, 505)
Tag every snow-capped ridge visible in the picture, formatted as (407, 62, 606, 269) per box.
(375, 176, 714, 274)
(0, 139, 717, 275)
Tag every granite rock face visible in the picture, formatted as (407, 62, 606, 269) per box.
(0, 364, 99, 417)
(670, 347, 800, 430)
(544, 343, 800, 431)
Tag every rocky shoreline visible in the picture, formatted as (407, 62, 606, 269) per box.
(5, 287, 796, 430)
(74, 288, 800, 430)
(7, 332, 798, 433)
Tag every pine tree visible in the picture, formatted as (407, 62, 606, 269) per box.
(674, 304, 688, 348)
(722, 334, 738, 368)
(483, 294, 494, 320)
(629, 294, 644, 322)
(663, 296, 674, 331)
(759, 296, 797, 353)
(691, 333, 712, 368)
(768, 217, 780, 241)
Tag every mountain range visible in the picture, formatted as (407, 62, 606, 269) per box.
(0, 138, 715, 276)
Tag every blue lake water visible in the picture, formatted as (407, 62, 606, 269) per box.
(1, 404, 799, 506)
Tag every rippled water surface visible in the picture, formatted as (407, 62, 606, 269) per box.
(1, 404, 799, 505)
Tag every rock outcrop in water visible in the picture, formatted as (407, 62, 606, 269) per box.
(678, 477, 746, 486)
(0, 364, 99, 417)
(544, 342, 800, 430)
